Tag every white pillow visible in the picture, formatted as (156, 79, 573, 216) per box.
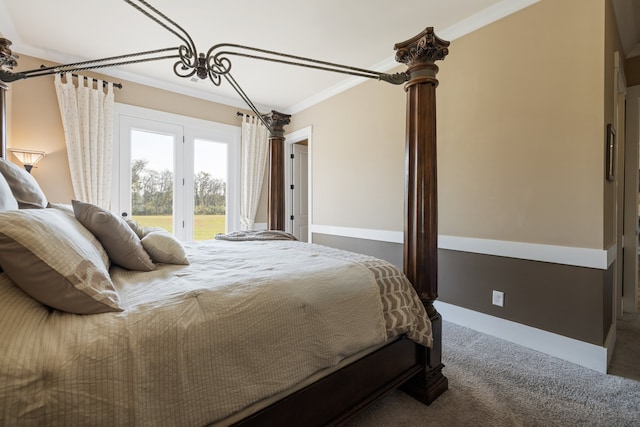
(126, 218, 165, 239)
(141, 230, 190, 265)
(0, 157, 47, 209)
(0, 209, 122, 314)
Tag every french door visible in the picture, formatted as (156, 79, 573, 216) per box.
(112, 104, 240, 241)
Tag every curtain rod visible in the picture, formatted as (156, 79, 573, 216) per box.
(71, 74, 123, 89)
(41, 65, 123, 89)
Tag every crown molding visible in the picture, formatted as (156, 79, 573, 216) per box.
(286, 0, 540, 114)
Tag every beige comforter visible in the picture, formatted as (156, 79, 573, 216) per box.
(0, 240, 431, 426)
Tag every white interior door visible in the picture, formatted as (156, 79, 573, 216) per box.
(291, 142, 309, 242)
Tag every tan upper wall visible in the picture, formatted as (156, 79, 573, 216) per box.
(9, 56, 72, 203)
(290, 71, 406, 231)
(7, 54, 271, 220)
(8, 0, 615, 247)
(439, 0, 607, 249)
(292, 0, 608, 248)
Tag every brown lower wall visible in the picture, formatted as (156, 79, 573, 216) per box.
(311, 233, 403, 269)
(312, 233, 614, 346)
(438, 249, 613, 346)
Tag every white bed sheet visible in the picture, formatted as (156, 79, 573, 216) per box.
(0, 240, 431, 426)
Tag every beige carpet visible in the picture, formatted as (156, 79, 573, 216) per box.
(346, 313, 640, 426)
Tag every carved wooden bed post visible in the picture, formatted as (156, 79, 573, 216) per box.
(264, 110, 291, 231)
(396, 27, 450, 404)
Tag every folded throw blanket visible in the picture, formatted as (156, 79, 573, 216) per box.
(215, 230, 298, 241)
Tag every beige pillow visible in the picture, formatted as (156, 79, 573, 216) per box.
(0, 173, 19, 211)
(126, 218, 165, 239)
(0, 157, 48, 209)
(0, 209, 122, 314)
(72, 200, 155, 271)
(47, 202, 74, 215)
(126, 218, 145, 239)
(141, 230, 190, 265)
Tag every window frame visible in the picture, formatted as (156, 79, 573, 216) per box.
(112, 103, 241, 241)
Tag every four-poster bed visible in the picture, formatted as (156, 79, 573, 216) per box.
(0, 1, 449, 424)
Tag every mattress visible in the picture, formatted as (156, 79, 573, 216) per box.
(0, 239, 431, 426)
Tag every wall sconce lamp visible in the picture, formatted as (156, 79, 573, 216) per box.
(8, 148, 46, 173)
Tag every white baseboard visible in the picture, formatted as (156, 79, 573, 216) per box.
(436, 301, 610, 373)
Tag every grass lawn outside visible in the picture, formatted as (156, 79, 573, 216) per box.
(132, 215, 226, 240)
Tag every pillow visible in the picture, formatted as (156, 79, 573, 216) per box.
(72, 200, 155, 271)
(0, 209, 122, 314)
(141, 230, 190, 265)
(126, 218, 165, 239)
(0, 157, 48, 209)
(126, 218, 145, 239)
(47, 202, 74, 215)
(0, 173, 18, 211)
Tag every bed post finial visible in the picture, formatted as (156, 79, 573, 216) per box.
(264, 110, 291, 231)
(395, 26, 449, 405)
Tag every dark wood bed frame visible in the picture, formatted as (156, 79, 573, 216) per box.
(0, 27, 449, 426)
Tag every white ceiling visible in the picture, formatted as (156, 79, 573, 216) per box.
(1, 0, 542, 114)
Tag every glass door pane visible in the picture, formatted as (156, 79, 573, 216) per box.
(130, 129, 175, 233)
(193, 138, 227, 240)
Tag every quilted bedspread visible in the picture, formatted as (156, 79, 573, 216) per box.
(0, 240, 431, 426)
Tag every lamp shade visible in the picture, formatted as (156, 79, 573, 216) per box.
(8, 148, 45, 173)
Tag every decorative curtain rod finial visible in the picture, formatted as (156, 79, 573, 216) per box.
(196, 53, 208, 79)
(379, 72, 409, 84)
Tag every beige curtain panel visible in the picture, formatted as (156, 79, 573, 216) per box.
(55, 73, 114, 208)
(240, 114, 269, 230)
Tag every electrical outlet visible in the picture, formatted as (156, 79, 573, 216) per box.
(492, 290, 504, 307)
